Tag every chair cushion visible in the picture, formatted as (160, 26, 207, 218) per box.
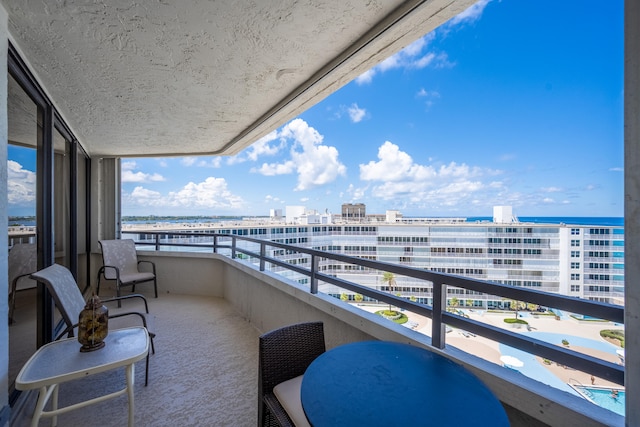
(273, 375, 311, 427)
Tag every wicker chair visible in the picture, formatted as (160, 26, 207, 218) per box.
(258, 322, 325, 427)
(97, 239, 158, 307)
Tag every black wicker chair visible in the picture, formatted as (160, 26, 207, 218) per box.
(258, 322, 325, 427)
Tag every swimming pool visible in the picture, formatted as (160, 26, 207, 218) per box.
(571, 386, 625, 416)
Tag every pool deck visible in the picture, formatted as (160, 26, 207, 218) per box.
(354, 304, 623, 390)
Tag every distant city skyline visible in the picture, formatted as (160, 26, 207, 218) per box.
(7, 0, 624, 218)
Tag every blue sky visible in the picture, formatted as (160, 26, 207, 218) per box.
(8, 0, 624, 218)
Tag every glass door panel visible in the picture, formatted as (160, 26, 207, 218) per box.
(7, 74, 38, 392)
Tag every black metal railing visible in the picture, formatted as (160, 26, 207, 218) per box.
(123, 230, 624, 385)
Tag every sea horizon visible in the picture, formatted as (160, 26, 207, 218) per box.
(8, 215, 624, 227)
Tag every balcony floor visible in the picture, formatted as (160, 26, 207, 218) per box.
(12, 293, 260, 427)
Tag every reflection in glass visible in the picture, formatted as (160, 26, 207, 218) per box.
(7, 74, 38, 393)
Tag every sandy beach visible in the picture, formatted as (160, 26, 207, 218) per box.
(354, 304, 623, 390)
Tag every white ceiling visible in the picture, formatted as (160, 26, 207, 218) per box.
(2, 0, 475, 158)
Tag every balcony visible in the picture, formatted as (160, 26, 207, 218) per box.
(10, 239, 624, 426)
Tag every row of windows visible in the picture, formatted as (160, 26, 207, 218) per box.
(492, 259, 523, 265)
(571, 274, 580, 280)
(588, 263, 610, 269)
(488, 227, 534, 233)
(589, 228, 611, 235)
(588, 251, 610, 257)
(571, 239, 580, 247)
(445, 268, 484, 275)
(272, 249, 298, 256)
(571, 262, 580, 269)
(524, 249, 542, 255)
(431, 247, 487, 254)
(377, 236, 428, 243)
(588, 274, 610, 280)
(343, 246, 377, 252)
(588, 240, 610, 246)
(496, 280, 542, 287)
(343, 265, 370, 271)
(343, 226, 377, 232)
(487, 248, 542, 255)
(488, 238, 543, 244)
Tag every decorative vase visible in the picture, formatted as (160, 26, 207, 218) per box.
(78, 294, 109, 352)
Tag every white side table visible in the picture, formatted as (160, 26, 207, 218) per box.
(16, 327, 149, 427)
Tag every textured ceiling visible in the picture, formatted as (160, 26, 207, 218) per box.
(2, 0, 475, 158)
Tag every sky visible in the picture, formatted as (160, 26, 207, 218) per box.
(7, 0, 625, 218)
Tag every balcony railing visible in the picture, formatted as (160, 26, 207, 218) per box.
(123, 230, 624, 386)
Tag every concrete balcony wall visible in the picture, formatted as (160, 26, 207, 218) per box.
(105, 251, 621, 427)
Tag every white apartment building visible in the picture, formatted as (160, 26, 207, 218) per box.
(125, 206, 625, 308)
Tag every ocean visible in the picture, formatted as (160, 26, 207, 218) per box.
(9, 216, 625, 227)
(465, 217, 624, 226)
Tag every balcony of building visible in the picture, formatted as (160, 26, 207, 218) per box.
(2, 1, 640, 426)
(9, 236, 625, 426)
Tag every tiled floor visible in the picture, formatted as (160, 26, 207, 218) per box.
(11, 293, 261, 427)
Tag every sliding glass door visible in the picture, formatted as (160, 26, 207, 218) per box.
(7, 45, 91, 404)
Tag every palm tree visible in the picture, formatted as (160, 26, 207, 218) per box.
(381, 272, 397, 312)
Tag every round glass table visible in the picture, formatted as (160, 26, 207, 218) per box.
(301, 340, 509, 426)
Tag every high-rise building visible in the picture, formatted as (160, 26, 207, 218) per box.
(341, 203, 366, 220)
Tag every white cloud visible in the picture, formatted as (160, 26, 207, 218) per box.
(284, 119, 347, 191)
(360, 141, 434, 182)
(355, 34, 454, 85)
(130, 186, 163, 201)
(226, 154, 246, 165)
(7, 160, 36, 206)
(355, 69, 376, 85)
(247, 130, 283, 161)
(265, 195, 282, 203)
(542, 186, 563, 193)
(253, 160, 296, 176)
(121, 160, 167, 183)
(355, 2, 489, 85)
(359, 141, 504, 209)
(416, 89, 442, 109)
(230, 129, 286, 164)
(122, 161, 137, 170)
(181, 157, 197, 167)
(251, 119, 347, 191)
(345, 183, 367, 201)
(348, 103, 367, 123)
(125, 177, 245, 211)
(121, 169, 166, 183)
(447, 0, 491, 26)
(167, 177, 244, 209)
(609, 167, 623, 172)
(196, 157, 222, 168)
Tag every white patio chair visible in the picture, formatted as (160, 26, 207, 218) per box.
(97, 239, 158, 307)
(30, 263, 156, 385)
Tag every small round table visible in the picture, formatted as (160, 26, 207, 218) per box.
(300, 340, 509, 426)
